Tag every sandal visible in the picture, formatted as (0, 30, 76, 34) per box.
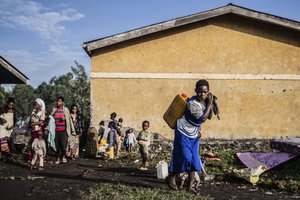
(62, 157, 67, 163)
(203, 152, 220, 161)
(204, 174, 215, 182)
(137, 166, 148, 171)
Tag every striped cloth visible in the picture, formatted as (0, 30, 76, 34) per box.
(53, 108, 66, 131)
(176, 96, 206, 139)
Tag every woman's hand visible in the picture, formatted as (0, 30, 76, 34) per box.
(201, 92, 214, 122)
(71, 130, 76, 136)
(207, 92, 213, 105)
(31, 124, 36, 129)
(0, 117, 7, 125)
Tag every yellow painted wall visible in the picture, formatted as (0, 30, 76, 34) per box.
(90, 15, 300, 139)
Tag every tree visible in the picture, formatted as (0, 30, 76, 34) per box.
(8, 84, 35, 120)
(35, 82, 54, 115)
(49, 72, 74, 107)
(70, 61, 90, 131)
(0, 85, 7, 106)
(34, 61, 90, 131)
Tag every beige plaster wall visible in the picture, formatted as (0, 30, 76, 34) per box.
(90, 16, 300, 139)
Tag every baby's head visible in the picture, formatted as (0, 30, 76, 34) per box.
(142, 120, 150, 131)
(127, 128, 133, 134)
(88, 127, 97, 138)
(118, 118, 123, 123)
(38, 131, 43, 139)
(99, 121, 105, 126)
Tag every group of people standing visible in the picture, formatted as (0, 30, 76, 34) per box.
(1, 78, 214, 195)
(98, 112, 151, 171)
(98, 112, 123, 158)
(0, 96, 84, 170)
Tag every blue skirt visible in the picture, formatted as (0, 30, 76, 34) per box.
(169, 128, 201, 173)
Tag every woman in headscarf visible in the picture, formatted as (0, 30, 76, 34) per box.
(29, 98, 46, 161)
(168, 80, 213, 195)
(66, 104, 83, 160)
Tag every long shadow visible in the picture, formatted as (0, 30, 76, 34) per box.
(2, 157, 168, 189)
(0, 158, 29, 169)
(76, 162, 106, 169)
(139, 178, 166, 185)
(77, 163, 155, 177)
(89, 167, 156, 179)
(34, 171, 164, 189)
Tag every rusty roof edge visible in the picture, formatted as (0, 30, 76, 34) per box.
(83, 4, 300, 56)
(0, 56, 29, 84)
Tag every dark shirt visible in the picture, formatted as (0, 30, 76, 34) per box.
(72, 114, 83, 135)
(98, 126, 105, 142)
(107, 129, 117, 149)
(112, 119, 121, 135)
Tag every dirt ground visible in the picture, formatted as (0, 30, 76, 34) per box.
(0, 155, 298, 200)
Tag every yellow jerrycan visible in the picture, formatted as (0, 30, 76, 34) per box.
(163, 93, 189, 129)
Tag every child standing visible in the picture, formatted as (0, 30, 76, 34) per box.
(125, 128, 136, 152)
(110, 113, 121, 157)
(117, 118, 123, 130)
(137, 120, 151, 171)
(31, 131, 46, 170)
(98, 121, 105, 143)
(106, 121, 117, 159)
(116, 118, 124, 156)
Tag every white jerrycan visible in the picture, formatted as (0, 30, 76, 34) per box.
(156, 160, 169, 179)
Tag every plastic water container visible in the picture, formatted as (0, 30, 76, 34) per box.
(163, 93, 189, 129)
(156, 160, 169, 179)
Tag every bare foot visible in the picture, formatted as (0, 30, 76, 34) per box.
(188, 188, 201, 195)
(167, 175, 178, 190)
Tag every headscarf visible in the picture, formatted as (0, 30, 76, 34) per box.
(35, 98, 45, 112)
